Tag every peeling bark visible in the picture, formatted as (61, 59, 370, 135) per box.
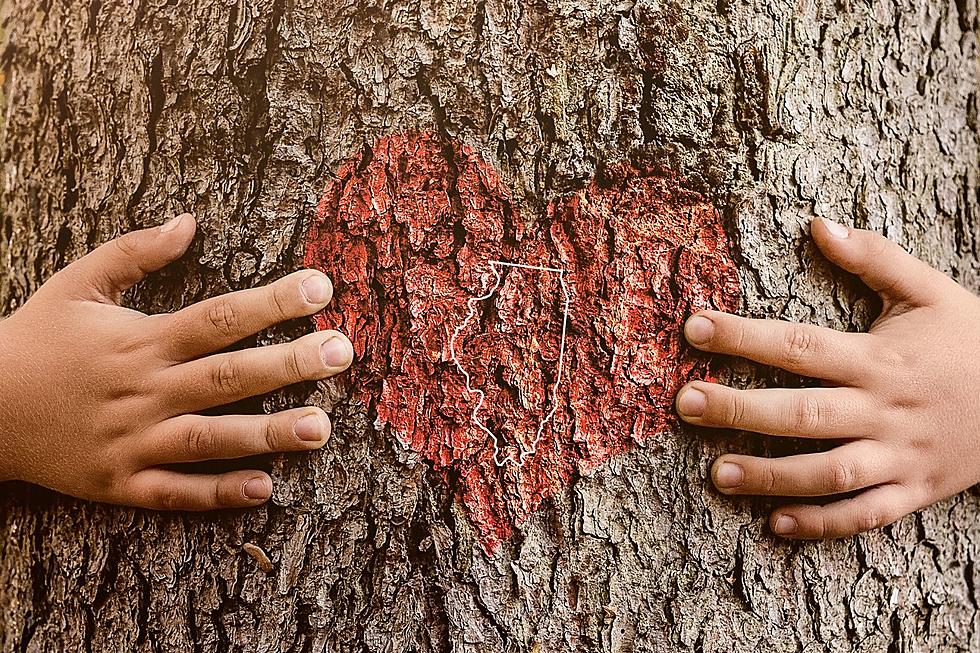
(0, 0, 978, 652)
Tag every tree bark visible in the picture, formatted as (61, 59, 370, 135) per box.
(0, 0, 978, 651)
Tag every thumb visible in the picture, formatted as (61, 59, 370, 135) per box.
(809, 217, 949, 305)
(56, 213, 196, 304)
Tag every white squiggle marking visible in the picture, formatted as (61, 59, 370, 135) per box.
(449, 260, 572, 468)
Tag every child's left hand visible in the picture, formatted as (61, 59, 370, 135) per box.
(676, 217, 980, 539)
(0, 214, 353, 510)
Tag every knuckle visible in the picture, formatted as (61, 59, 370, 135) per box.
(905, 421, 933, 453)
(815, 514, 829, 539)
(783, 325, 815, 366)
(205, 299, 242, 337)
(888, 386, 925, 412)
(924, 468, 945, 494)
(792, 395, 824, 433)
(724, 391, 746, 427)
(728, 318, 748, 353)
(212, 481, 225, 509)
(90, 460, 123, 496)
(875, 341, 913, 374)
(868, 232, 892, 261)
(857, 508, 880, 533)
(268, 282, 294, 320)
(829, 458, 855, 493)
(156, 486, 185, 511)
(285, 345, 311, 381)
(282, 342, 322, 383)
(914, 482, 934, 507)
(264, 419, 282, 452)
(183, 420, 218, 458)
(112, 233, 141, 259)
(211, 358, 245, 396)
(761, 464, 778, 494)
(872, 338, 900, 364)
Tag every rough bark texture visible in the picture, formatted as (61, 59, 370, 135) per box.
(0, 0, 978, 651)
(303, 130, 741, 554)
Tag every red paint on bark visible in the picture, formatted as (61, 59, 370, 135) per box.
(304, 132, 741, 553)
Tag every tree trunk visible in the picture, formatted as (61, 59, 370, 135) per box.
(1, 0, 978, 651)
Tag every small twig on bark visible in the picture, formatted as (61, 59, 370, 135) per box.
(242, 543, 274, 573)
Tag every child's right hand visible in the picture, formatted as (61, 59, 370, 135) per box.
(676, 218, 980, 539)
(0, 214, 353, 510)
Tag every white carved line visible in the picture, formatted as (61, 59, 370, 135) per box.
(449, 260, 572, 468)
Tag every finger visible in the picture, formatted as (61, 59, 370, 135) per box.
(709, 440, 894, 497)
(54, 214, 196, 304)
(164, 269, 334, 361)
(769, 482, 917, 539)
(676, 382, 875, 438)
(683, 310, 871, 383)
(124, 468, 273, 510)
(165, 330, 353, 412)
(139, 407, 331, 465)
(810, 217, 951, 306)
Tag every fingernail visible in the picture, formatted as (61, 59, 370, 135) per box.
(773, 515, 797, 535)
(677, 388, 707, 417)
(320, 336, 352, 368)
(820, 217, 849, 239)
(243, 477, 271, 500)
(159, 215, 184, 233)
(293, 413, 325, 442)
(714, 462, 743, 488)
(685, 315, 714, 345)
(301, 274, 331, 304)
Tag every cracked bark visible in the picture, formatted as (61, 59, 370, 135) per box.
(0, 0, 978, 651)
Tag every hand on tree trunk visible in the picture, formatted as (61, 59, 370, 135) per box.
(0, 214, 353, 510)
(677, 216, 980, 539)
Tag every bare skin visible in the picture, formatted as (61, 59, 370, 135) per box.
(0, 214, 353, 510)
(5, 211, 972, 532)
(677, 217, 980, 539)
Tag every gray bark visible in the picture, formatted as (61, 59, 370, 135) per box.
(0, 0, 978, 651)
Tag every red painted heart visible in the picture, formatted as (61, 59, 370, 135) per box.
(304, 132, 741, 553)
